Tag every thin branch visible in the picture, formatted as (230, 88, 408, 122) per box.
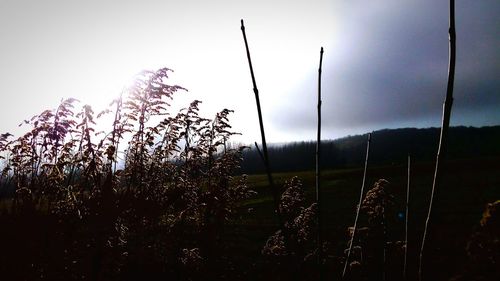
(316, 46, 324, 273)
(240, 19, 281, 221)
(254, 141, 265, 164)
(404, 154, 411, 280)
(382, 189, 387, 281)
(343, 133, 372, 279)
(418, 1, 456, 280)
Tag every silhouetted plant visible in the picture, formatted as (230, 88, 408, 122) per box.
(361, 179, 394, 281)
(343, 179, 404, 281)
(316, 47, 325, 274)
(343, 133, 371, 279)
(0, 67, 253, 280)
(240, 19, 282, 225)
(450, 200, 499, 281)
(403, 154, 411, 280)
(262, 176, 318, 279)
(419, 1, 457, 279)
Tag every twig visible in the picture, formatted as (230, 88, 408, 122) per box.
(316, 47, 324, 273)
(254, 141, 265, 164)
(382, 191, 387, 281)
(404, 154, 411, 280)
(343, 133, 372, 279)
(240, 19, 281, 221)
(418, 1, 456, 280)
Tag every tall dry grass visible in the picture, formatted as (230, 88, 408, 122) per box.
(0, 67, 254, 280)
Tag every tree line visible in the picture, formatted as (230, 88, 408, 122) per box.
(239, 126, 500, 174)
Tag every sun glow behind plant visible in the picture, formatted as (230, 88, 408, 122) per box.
(1, 1, 498, 144)
(0, 0, 340, 144)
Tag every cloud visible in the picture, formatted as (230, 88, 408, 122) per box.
(0, 1, 497, 143)
(270, 1, 500, 138)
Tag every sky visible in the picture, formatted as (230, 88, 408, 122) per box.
(0, 0, 499, 144)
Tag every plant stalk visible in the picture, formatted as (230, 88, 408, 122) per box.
(404, 154, 411, 280)
(342, 133, 371, 279)
(254, 141, 265, 164)
(316, 46, 324, 273)
(240, 19, 281, 221)
(418, 1, 456, 280)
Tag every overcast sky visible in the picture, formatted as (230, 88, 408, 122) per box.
(1, 0, 499, 144)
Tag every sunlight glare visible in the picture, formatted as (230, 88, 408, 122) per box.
(77, 63, 138, 111)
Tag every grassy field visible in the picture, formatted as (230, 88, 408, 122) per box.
(0, 157, 497, 280)
(224, 156, 500, 280)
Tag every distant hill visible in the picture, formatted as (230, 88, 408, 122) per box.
(240, 126, 500, 174)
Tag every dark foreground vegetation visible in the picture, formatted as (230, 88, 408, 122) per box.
(239, 158, 499, 281)
(0, 68, 498, 281)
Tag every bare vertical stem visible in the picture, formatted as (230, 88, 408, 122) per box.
(240, 19, 281, 221)
(404, 154, 411, 280)
(382, 194, 387, 281)
(342, 133, 372, 279)
(418, 1, 456, 280)
(316, 47, 324, 272)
